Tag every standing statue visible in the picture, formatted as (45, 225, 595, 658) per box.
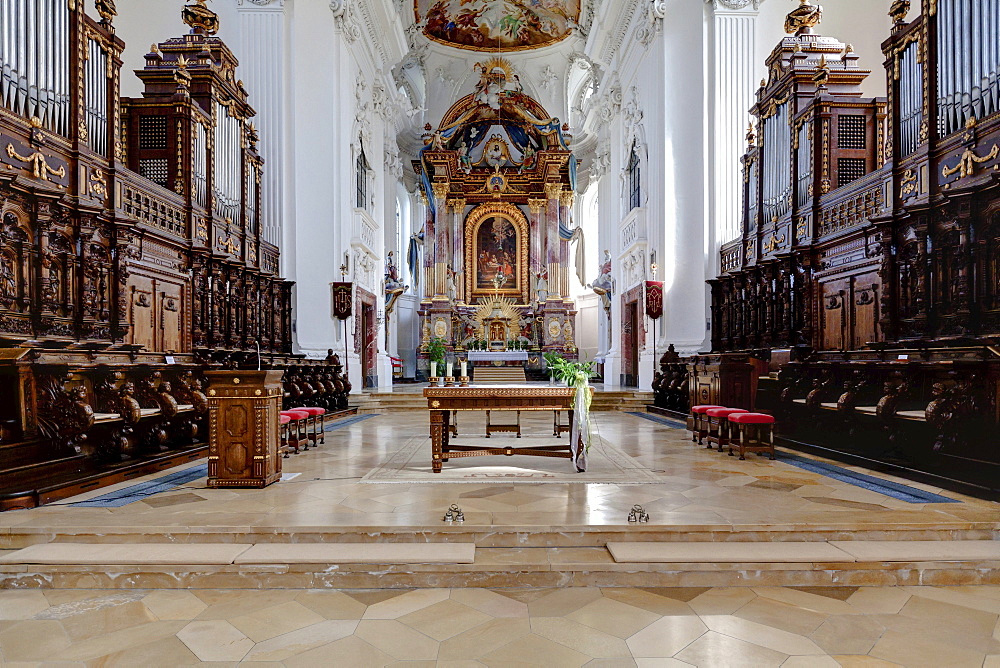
(784, 0, 823, 36)
(534, 269, 549, 304)
(446, 264, 458, 302)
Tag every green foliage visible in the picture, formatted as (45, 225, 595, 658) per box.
(543, 352, 596, 386)
(427, 336, 447, 364)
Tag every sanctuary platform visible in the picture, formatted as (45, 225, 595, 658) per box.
(1, 409, 997, 591)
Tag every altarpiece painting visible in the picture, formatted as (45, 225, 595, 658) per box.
(465, 203, 529, 304)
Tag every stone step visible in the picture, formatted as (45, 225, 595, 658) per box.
(2, 541, 996, 589)
(6, 524, 997, 550)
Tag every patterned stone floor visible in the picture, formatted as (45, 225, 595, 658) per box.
(1, 585, 999, 665)
(1, 411, 996, 534)
(2, 410, 999, 664)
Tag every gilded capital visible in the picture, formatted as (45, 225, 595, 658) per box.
(431, 182, 450, 200)
(417, 190, 428, 206)
(447, 198, 466, 213)
(544, 183, 563, 200)
(559, 191, 575, 207)
(528, 198, 547, 214)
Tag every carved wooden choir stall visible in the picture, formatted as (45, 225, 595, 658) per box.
(0, 0, 332, 507)
(412, 57, 581, 374)
(705, 0, 1000, 496)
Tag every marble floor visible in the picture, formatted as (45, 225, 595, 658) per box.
(1, 410, 996, 535)
(1, 584, 999, 666)
(2, 410, 999, 665)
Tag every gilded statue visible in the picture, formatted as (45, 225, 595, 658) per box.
(182, 0, 220, 36)
(95, 0, 116, 22)
(889, 0, 910, 24)
(784, 0, 823, 36)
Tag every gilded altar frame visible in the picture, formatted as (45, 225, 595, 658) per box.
(464, 202, 530, 304)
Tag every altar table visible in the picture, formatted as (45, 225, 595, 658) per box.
(423, 385, 590, 473)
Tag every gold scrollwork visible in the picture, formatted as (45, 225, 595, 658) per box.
(5, 144, 65, 181)
(900, 168, 917, 196)
(763, 233, 786, 254)
(88, 168, 107, 198)
(218, 234, 240, 256)
(942, 144, 999, 180)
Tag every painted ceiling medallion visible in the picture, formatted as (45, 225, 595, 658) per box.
(417, 0, 580, 52)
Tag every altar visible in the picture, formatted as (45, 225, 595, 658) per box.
(423, 385, 589, 473)
(412, 57, 582, 376)
(466, 351, 528, 362)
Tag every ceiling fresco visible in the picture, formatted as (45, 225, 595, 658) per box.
(417, 0, 581, 51)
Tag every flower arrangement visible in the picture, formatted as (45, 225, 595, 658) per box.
(543, 352, 596, 386)
(543, 351, 596, 469)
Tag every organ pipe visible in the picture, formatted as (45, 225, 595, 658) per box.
(0, 0, 71, 136)
(937, 0, 1000, 138)
(85, 39, 109, 156)
(213, 101, 242, 222)
(899, 41, 922, 157)
(762, 102, 790, 221)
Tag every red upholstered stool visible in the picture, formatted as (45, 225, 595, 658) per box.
(293, 406, 326, 445)
(705, 408, 748, 451)
(281, 409, 310, 452)
(728, 412, 776, 460)
(279, 414, 293, 458)
(691, 405, 724, 444)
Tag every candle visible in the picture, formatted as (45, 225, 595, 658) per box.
(446, 362, 454, 377)
(430, 361, 437, 378)
(460, 360, 467, 377)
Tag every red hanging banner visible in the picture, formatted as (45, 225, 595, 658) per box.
(645, 281, 663, 320)
(330, 282, 353, 320)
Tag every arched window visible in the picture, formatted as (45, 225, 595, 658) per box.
(356, 144, 370, 210)
(627, 142, 641, 211)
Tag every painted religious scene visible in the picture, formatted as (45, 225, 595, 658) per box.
(417, 0, 580, 51)
(476, 217, 518, 289)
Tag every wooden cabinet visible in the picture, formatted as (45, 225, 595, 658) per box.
(205, 370, 283, 488)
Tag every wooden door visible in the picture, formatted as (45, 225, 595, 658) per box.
(818, 273, 880, 351)
(623, 301, 639, 387)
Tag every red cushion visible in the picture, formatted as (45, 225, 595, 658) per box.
(282, 410, 310, 420)
(706, 407, 748, 418)
(730, 412, 775, 424)
(279, 414, 291, 425)
(691, 405, 724, 414)
(294, 407, 325, 416)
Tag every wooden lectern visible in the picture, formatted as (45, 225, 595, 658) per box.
(205, 370, 283, 488)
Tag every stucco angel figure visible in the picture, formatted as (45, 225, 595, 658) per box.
(590, 249, 613, 310)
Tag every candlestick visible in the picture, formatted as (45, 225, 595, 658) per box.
(460, 360, 467, 377)
(446, 362, 453, 378)
(430, 361, 437, 378)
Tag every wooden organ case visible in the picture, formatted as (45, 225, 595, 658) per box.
(0, 1, 295, 508)
(707, 0, 1000, 496)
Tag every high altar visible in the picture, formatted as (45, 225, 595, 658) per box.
(413, 58, 580, 368)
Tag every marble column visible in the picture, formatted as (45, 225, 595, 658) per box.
(706, 0, 761, 251)
(544, 182, 562, 299)
(558, 191, 575, 300)
(449, 197, 465, 302)
(528, 198, 546, 298)
(421, 192, 434, 299)
(235, 0, 286, 249)
(431, 183, 449, 297)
